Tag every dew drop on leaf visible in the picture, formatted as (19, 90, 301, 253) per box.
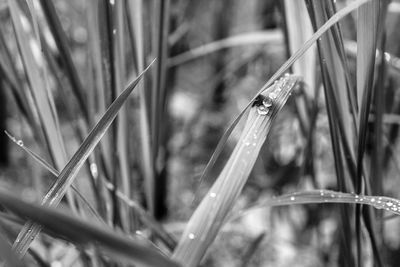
(262, 97, 273, 107)
(257, 105, 269, 115)
(188, 233, 196, 240)
(269, 92, 277, 99)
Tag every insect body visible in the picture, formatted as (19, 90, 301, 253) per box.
(254, 94, 272, 115)
(253, 93, 275, 116)
(252, 74, 298, 116)
(252, 94, 268, 108)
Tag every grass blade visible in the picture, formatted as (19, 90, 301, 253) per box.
(126, 0, 156, 222)
(5, 130, 177, 250)
(236, 189, 400, 219)
(355, 2, 381, 266)
(195, 0, 372, 208)
(172, 75, 300, 267)
(38, 0, 88, 121)
(4, 131, 104, 225)
(12, 60, 155, 257)
(168, 30, 282, 67)
(7, 0, 79, 212)
(283, 0, 316, 131)
(110, 0, 131, 230)
(149, 0, 171, 217)
(0, 190, 180, 267)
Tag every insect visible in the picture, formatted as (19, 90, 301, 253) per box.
(252, 74, 299, 116)
(252, 94, 268, 107)
(252, 93, 274, 115)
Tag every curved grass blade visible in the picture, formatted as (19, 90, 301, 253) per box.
(0, 190, 180, 267)
(195, 0, 372, 206)
(233, 190, 400, 220)
(12, 60, 155, 257)
(168, 30, 282, 67)
(256, 0, 371, 96)
(4, 130, 177, 250)
(4, 131, 104, 225)
(172, 75, 300, 267)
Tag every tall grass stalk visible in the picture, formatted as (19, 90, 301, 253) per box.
(8, 0, 79, 213)
(11, 62, 153, 257)
(172, 75, 299, 267)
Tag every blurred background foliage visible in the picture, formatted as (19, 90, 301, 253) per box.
(1, 0, 400, 266)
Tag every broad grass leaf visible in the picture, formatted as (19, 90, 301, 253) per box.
(172, 75, 300, 267)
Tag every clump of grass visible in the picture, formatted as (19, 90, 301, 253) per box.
(1, 0, 400, 266)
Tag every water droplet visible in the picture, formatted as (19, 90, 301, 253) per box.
(269, 92, 277, 99)
(384, 52, 391, 61)
(210, 192, 217, 198)
(135, 230, 142, 235)
(290, 196, 295, 201)
(330, 194, 335, 198)
(355, 195, 359, 198)
(17, 140, 24, 146)
(320, 191, 324, 196)
(188, 233, 196, 239)
(370, 198, 375, 202)
(386, 202, 393, 207)
(257, 105, 269, 115)
(110, 0, 115, 5)
(90, 163, 98, 178)
(113, 29, 116, 35)
(262, 97, 273, 107)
